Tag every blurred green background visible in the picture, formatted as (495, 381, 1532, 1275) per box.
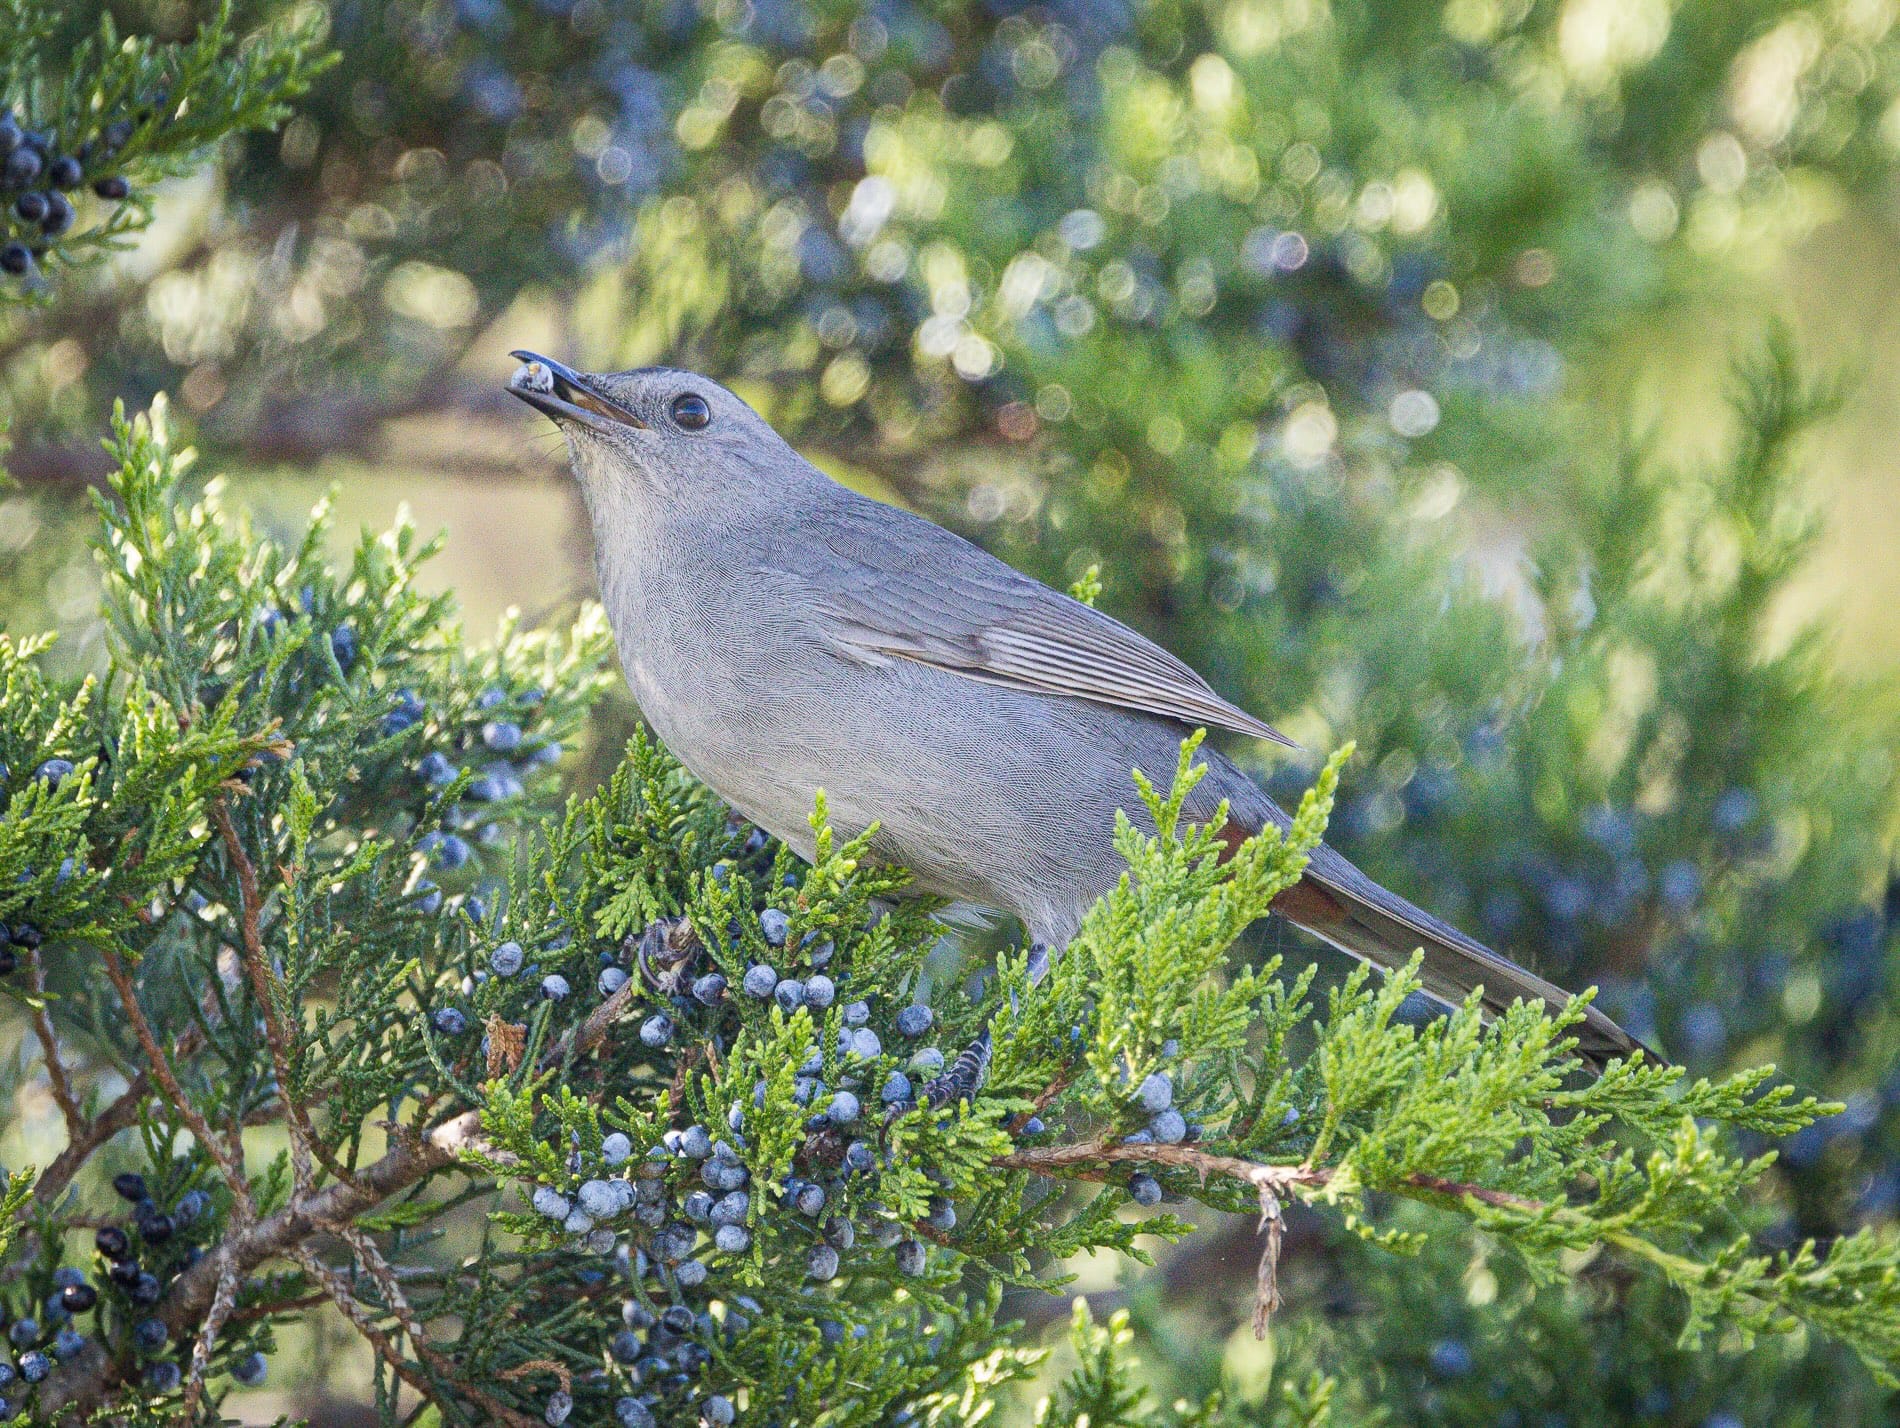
(5, 0, 1900, 1421)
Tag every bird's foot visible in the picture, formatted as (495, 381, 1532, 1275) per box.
(923, 1029, 993, 1109)
(631, 915, 702, 994)
(928, 942, 1048, 1107)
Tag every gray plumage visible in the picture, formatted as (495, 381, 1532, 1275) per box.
(508, 353, 1653, 1067)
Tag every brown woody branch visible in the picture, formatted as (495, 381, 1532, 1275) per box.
(1, 357, 508, 491)
(209, 793, 360, 1194)
(1006, 1062, 1080, 1136)
(227, 1289, 330, 1325)
(993, 1140, 1545, 1336)
(27, 946, 85, 1138)
(99, 946, 253, 1205)
(31, 1073, 152, 1207)
(544, 970, 640, 1069)
(40, 1108, 488, 1423)
(292, 1245, 465, 1424)
(337, 1222, 545, 1428)
(993, 1139, 1540, 1213)
(33, 966, 236, 1211)
(180, 1249, 242, 1418)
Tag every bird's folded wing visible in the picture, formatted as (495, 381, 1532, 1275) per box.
(796, 501, 1296, 747)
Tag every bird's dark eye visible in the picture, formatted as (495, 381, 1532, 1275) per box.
(670, 393, 711, 431)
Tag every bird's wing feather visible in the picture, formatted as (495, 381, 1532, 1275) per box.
(784, 497, 1296, 747)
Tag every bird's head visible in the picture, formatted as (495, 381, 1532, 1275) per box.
(506, 352, 800, 510)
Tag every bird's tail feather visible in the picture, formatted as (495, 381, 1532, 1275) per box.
(1271, 841, 1659, 1070)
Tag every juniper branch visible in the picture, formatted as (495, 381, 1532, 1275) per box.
(30, 1073, 151, 1206)
(211, 789, 354, 1194)
(179, 1248, 240, 1418)
(290, 1244, 474, 1427)
(334, 1223, 544, 1428)
(98, 944, 252, 1206)
(26, 943, 83, 1138)
(994, 1139, 1543, 1336)
(32, 968, 231, 1208)
(39, 1108, 486, 1422)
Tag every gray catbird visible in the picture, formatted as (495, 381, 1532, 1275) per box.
(507, 351, 1653, 1068)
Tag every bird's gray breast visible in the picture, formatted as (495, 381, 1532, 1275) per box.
(597, 517, 851, 847)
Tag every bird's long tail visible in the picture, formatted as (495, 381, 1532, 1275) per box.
(1266, 838, 1659, 1069)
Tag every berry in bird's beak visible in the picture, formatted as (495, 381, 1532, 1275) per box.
(505, 349, 647, 433)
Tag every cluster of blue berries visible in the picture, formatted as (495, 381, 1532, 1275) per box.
(95, 1173, 221, 1393)
(398, 684, 562, 869)
(602, 1287, 740, 1427)
(386, 682, 568, 948)
(520, 1103, 940, 1425)
(517, 1122, 763, 1423)
(0, 108, 135, 280)
(1118, 1055, 1197, 1206)
(0, 1260, 97, 1412)
(724, 901, 949, 1124)
(491, 892, 978, 1423)
(0, 1169, 259, 1416)
(0, 915, 41, 979)
(215, 592, 361, 719)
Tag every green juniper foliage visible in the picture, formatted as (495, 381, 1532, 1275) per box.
(1239, 1211, 1900, 1426)
(4, 2, 1900, 1425)
(1030, 1300, 1348, 1428)
(0, 0, 327, 300)
(0, 405, 1895, 1427)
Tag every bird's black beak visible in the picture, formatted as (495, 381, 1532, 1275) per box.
(506, 350, 647, 434)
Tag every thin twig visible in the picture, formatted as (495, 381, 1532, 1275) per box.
(100, 946, 253, 1206)
(1399, 1170, 1545, 1214)
(292, 1246, 458, 1422)
(1006, 1063, 1079, 1136)
(993, 1139, 1541, 1213)
(668, 1042, 705, 1117)
(543, 971, 639, 1068)
(181, 1248, 241, 1417)
(294, 1244, 541, 1428)
(32, 1071, 152, 1206)
(338, 1224, 433, 1354)
(227, 1290, 329, 1324)
(34, 953, 230, 1210)
(27, 946, 85, 1137)
(496, 1358, 572, 1394)
(211, 794, 344, 1194)
(332, 1153, 549, 1425)
(993, 1140, 1545, 1337)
